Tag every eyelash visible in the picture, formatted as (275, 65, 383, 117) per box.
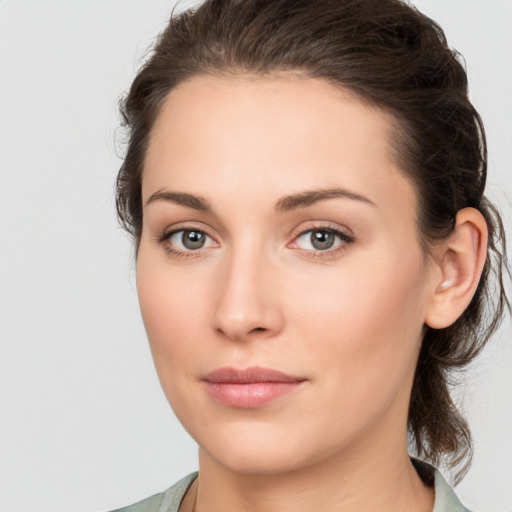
(290, 226, 355, 259)
(156, 224, 355, 260)
(156, 224, 216, 259)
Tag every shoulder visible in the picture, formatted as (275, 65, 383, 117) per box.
(109, 473, 198, 512)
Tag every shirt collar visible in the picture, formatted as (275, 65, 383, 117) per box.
(412, 458, 471, 512)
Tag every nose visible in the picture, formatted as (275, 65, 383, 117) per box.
(211, 248, 284, 342)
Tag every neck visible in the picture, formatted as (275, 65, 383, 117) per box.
(193, 433, 434, 512)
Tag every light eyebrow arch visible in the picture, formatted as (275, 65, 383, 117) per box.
(145, 190, 212, 211)
(275, 187, 376, 213)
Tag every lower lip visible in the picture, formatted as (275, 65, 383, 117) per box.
(203, 381, 304, 408)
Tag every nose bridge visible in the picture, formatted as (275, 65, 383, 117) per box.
(212, 237, 282, 340)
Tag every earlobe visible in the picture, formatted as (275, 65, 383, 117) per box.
(425, 208, 488, 330)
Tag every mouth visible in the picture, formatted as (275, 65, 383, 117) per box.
(202, 366, 307, 408)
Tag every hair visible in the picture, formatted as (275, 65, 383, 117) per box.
(116, 0, 510, 481)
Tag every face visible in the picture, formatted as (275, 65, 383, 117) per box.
(137, 75, 434, 475)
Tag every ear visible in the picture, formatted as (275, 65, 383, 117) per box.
(425, 207, 488, 329)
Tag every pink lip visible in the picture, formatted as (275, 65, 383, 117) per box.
(202, 366, 306, 408)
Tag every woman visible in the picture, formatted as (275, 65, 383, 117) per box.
(113, 0, 509, 510)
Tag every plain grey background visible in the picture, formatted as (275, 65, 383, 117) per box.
(0, 1, 511, 511)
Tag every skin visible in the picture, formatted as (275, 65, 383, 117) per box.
(136, 75, 487, 511)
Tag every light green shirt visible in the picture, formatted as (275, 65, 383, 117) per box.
(111, 464, 470, 512)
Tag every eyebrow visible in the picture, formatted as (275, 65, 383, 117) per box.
(275, 187, 376, 212)
(145, 190, 212, 211)
(144, 187, 375, 212)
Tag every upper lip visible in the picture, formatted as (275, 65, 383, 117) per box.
(202, 366, 305, 383)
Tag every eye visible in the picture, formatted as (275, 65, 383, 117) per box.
(166, 229, 216, 251)
(294, 228, 352, 251)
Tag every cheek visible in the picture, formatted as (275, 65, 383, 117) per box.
(136, 254, 216, 426)
(286, 247, 428, 384)
(136, 250, 211, 375)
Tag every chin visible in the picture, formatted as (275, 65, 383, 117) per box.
(195, 420, 342, 476)
(206, 445, 312, 476)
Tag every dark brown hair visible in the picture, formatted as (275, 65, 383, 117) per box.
(116, 0, 510, 480)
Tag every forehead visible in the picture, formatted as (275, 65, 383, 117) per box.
(143, 74, 416, 217)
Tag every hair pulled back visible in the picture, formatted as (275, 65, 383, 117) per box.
(116, 0, 510, 481)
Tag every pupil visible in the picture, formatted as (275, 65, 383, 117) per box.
(311, 230, 334, 250)
(182, 230, 205, 250)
